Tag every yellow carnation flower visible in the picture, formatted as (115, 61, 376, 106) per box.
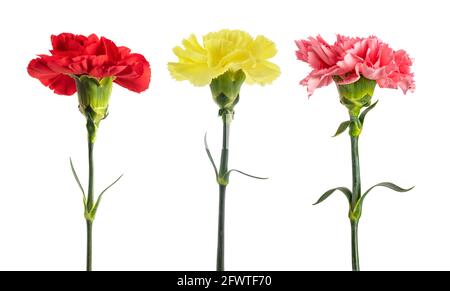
(168, 29, 280, 86)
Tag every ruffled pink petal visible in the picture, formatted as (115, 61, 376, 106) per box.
(360, 63, 387, 80)
(301, 74, 333, 97)
(303, 66, 340, 96)
(309, 36, 336, 66)
(295, 40, 309, 62)
(337, 73, 361, 85)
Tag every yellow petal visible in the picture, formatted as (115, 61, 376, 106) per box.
(243, 60, 280, 85)
(172, 34, 207, 64)
(168, 62, 214, 86)
(251, 35, 277, 59)
(203, 29, 252, 49)
(221, 50, 255, 72)
(182, 34, 206, 54)
(204, 39, 233, 72)
(173, 46, 206, 64)
(205, 38, 255, 76)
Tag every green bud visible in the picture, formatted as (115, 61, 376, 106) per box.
(210, 70, 246, 114)
(349, 116, 362, 137)
(74, 75, 114, 142)
(335, 76, 377, 117)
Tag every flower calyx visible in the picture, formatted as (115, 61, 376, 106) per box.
(74, 75, 114, 142)
(210, 70, 246, 115)
(335, 76, 377, 118)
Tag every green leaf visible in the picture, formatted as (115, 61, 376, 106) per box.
(353, 182, 414, 218)
(83, 196, 87, 210)
(91, 174, 124, 219)
(69, 158, 86, 206)
(227, 169, 268, 180)
(313, 187, 352, 205)
(204, 133, 219, 179)
(333, 120, 351, 137)
(359, 100, 379, 126)
(362, 182, 414, 201)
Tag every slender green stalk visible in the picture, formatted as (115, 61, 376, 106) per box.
(216, 185, 226, 271)
(86, 221, 93, 271)
(216, 114, 231, 271)
(351, 220, 359, 271)
(350, 131, 361, 271)
(350, 136, 361, 206)
(86, 121, 95, 272)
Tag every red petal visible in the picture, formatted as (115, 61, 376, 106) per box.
(100, 37, 120, 62)
(27, 58, 76, 95)
(28, 58, 59, 84)
(49, 74, 77, 95)
(114, 55, 151, 93)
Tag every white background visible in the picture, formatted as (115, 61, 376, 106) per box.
(0, 0, 448, 271)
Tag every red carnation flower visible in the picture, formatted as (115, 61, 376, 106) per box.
(27, 33, 151, 95)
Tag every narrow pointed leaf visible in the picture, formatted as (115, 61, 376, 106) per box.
(227, 169, 268, 180)
(69, 158, 86, 203)
(362, 182, 414, 201)
(204, 132, 219, 179)
(333, 120, 351, 137)
(91, 174, 124, 218)
(352, 182, 414, 220)
(314, 187, 352, 205)
(359, 100, 379, 126)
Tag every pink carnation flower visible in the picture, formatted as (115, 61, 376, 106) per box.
(295, 35, 415, 96)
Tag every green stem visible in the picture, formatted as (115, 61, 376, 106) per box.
(350, 136, 361, 207)
(350, 124, 361, 271)
(216, 114, 231, 271)
(86, 221, 93, 271)
(86, 120, 95, 272)
(351, 220, 360, 271)
(217, 185, 226, 271)
(87, 139, 95, 211)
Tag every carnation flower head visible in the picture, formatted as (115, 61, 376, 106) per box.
(169, 29, 280, 113)
(28, 33, 151, 95)
(168, 29, 280, 87)
(28, 33, 151, 140)
(295, 34, 415, 97)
